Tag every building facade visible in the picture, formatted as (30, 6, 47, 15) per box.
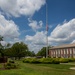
(49, 44, 75, 58)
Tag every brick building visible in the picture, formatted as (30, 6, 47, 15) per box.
(49, 43, 75, 58)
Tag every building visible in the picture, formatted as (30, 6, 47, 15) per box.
(49, 43, 75, 58)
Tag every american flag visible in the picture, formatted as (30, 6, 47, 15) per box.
(46, 24, 49, 31)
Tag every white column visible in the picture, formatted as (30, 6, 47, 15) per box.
(56, 50, 57, 58)
(73, 48, 75, 58)
(70, 48, 72, 58)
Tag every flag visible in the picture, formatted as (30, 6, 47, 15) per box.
(46, 24, 49, 31)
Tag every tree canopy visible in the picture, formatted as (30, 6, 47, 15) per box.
(37, 47, 46, 57)
(9, 42, 29, 59)
(37, 46, 51, 57)
(0, 35, 4, 57)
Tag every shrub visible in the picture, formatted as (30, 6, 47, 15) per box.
(30, 58, 41, 64)
(9, 60, 15, 63)
(23, 58, 31, 63)
(4, 61, 19, 69)
(52, 58, 60, 64)
(59, 58, 69, 63)
(23, 58, 60, 64)
(40, 58, 53, 64)
(68, 58, 75, 62)
(23, 58, 41, 64)
(40, 58, 60, 64)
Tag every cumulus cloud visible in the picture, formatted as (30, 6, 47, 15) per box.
(48, 18, 75, 45)
(28, 43, 44, 53)
(0, 0, 46, 17)
(25, 31, 46, 45)
(25, 31, 46, 53)
(0, 14, 20, 39)
(28, 18, 43, 31)
(25, 18, 75, 52)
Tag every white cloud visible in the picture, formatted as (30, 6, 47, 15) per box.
(25, 31, 46, 45)
(28, 43, 44, 53)
(25, 31, 46, 53)
(0, 14, 20, 39)
(28, 19, 43, 31)
(25, 18, 75, 52)
(0, 0, 46, 17)
(48, 18, 75, 45)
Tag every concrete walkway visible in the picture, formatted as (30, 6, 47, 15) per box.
(60, 63, 75, 65)
(70, 67, 75, 70)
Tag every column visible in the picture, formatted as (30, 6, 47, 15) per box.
(71, 48, 73, 58)
(60, 49, 61, 58)
(56, 50, 57, 58)
(61, 49, 64, 58)
(68, 48, 70, 58)
(65, 49, 67, 58)
(55, 50, 56, 58)
(73, 48, 75, 58)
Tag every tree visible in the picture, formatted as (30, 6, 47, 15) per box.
(0, 35, 4, 57)
(31, 51, 35, 57)
(11, 42, 28, 59)
(37, 46, 51, 57)
(0, 35, 3, 41)
(3, 43, 12, 57)
(26, 51, 35, 57)
(0, 36, 8, 63)
(37, 47, 46, 57)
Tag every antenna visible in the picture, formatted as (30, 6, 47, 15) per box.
(46, 0, 48, 58)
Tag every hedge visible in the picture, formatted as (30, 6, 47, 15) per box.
(23, 58, 60, 64)
(23, 58, 75, 64)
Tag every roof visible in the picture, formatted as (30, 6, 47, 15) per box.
(50, 43, 75, 50)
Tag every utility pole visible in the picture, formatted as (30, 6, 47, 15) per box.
(46, 0, 48, 58)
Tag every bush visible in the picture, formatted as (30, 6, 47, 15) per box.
(30, 58, 41, 64)
(4, 61, 19, 69)
(23, 58, 31, 63)
(23, 58, 41, 64)
(9, 60, 15, 63)
(59, 58, 69, 63)
(68, 58, 75, 62)
(23, 58, 60, 64)
(23, 58, 75, 64)
(52, 58, 60, 64)
(40, 58, 60, 64)
(40, 58, 53, 64)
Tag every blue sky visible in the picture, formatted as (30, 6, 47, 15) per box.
(0, 0, 75, 53)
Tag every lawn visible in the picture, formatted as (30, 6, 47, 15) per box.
(0, 61, 75, 75)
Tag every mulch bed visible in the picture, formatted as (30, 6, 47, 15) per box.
(0, 68, 6, 70)
(0, 63, 7, 70)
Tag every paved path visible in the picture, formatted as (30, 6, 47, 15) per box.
(60, 63, 75, 65)
(70, 67, 75, 70)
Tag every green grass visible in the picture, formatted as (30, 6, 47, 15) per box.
(0, 61, 75, 75)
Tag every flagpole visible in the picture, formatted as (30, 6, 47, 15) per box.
(46, 0, 48, 58)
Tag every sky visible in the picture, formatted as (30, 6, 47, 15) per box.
(0, 0, 75, 53)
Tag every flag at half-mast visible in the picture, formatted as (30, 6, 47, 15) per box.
(46, 24, 49, 31)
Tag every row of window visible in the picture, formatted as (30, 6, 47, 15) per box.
(49, 48, 75, 57)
